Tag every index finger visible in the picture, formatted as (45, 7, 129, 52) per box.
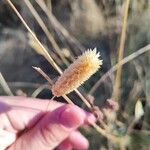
(0, 96, 64, 111)
(0, 96, 95, 132)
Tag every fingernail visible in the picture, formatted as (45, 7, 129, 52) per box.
(59, 105, 85, 128)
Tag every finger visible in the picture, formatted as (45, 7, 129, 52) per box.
(8, 104, 86, 150)
(0, 129, 16, 150)
(0, 96, 95, 133)
(0, 96, 64, 111)
(58, 131, 89, 150)
(0, 96, 64, 133)
(0, 106, 46, 133)
(0, 96, 96, 123)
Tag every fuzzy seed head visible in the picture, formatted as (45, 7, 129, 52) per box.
(52, 48, 103, 97)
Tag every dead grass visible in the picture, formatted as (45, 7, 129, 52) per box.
(0, 0, 150, 149)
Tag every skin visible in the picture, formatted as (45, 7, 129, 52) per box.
(0, 96, 96, 150)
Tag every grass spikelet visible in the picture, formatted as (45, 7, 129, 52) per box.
(52, 48, 102, 97)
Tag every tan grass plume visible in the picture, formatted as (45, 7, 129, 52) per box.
(52, 48, 102, 97)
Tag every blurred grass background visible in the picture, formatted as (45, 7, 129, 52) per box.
(0, 0, 150, 149)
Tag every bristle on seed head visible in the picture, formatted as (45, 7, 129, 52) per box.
(52, 48, 103, 97)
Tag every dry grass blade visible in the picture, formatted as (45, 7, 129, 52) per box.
(75, 89, 91, 108)
(31, 85, 49, 98)
(6, 0, 62, 75)
(91, 122, 120, 142)
(89, 44, 150, 94)
(112, 0, 130, 101)
(45, 0, 52, 12)
(62, 95, 74, 105)
(32, 67, 53, 85)
(35, 0, 85, 54)
(8, 82, 47, 88)
(89, 44, 150, 95)
(0, 72, 13, 96)
(23, 0, 70, 66)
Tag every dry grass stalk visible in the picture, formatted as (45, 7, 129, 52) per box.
(0, 72, 14, 96)
(32, 67, 53, 85)
(6, 0, 62, 75)
(8, 82, 46, 88)
(89, 44, 150, 94)
(112, 0, 130, 101)
(28, 33, 63, 66)
(23, 0, 70, 66)
(91, 122, 120, 142)
(35, 0, 85, 54)
(45, 0, 52, 12)
(31, 85, 49, 98)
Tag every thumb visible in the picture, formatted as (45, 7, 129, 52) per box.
(8, 104, 86, 150)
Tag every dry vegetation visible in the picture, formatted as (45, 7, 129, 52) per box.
(0, 0, 150, 149)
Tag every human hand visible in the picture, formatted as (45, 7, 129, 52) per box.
(0, 96, 96, 150)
